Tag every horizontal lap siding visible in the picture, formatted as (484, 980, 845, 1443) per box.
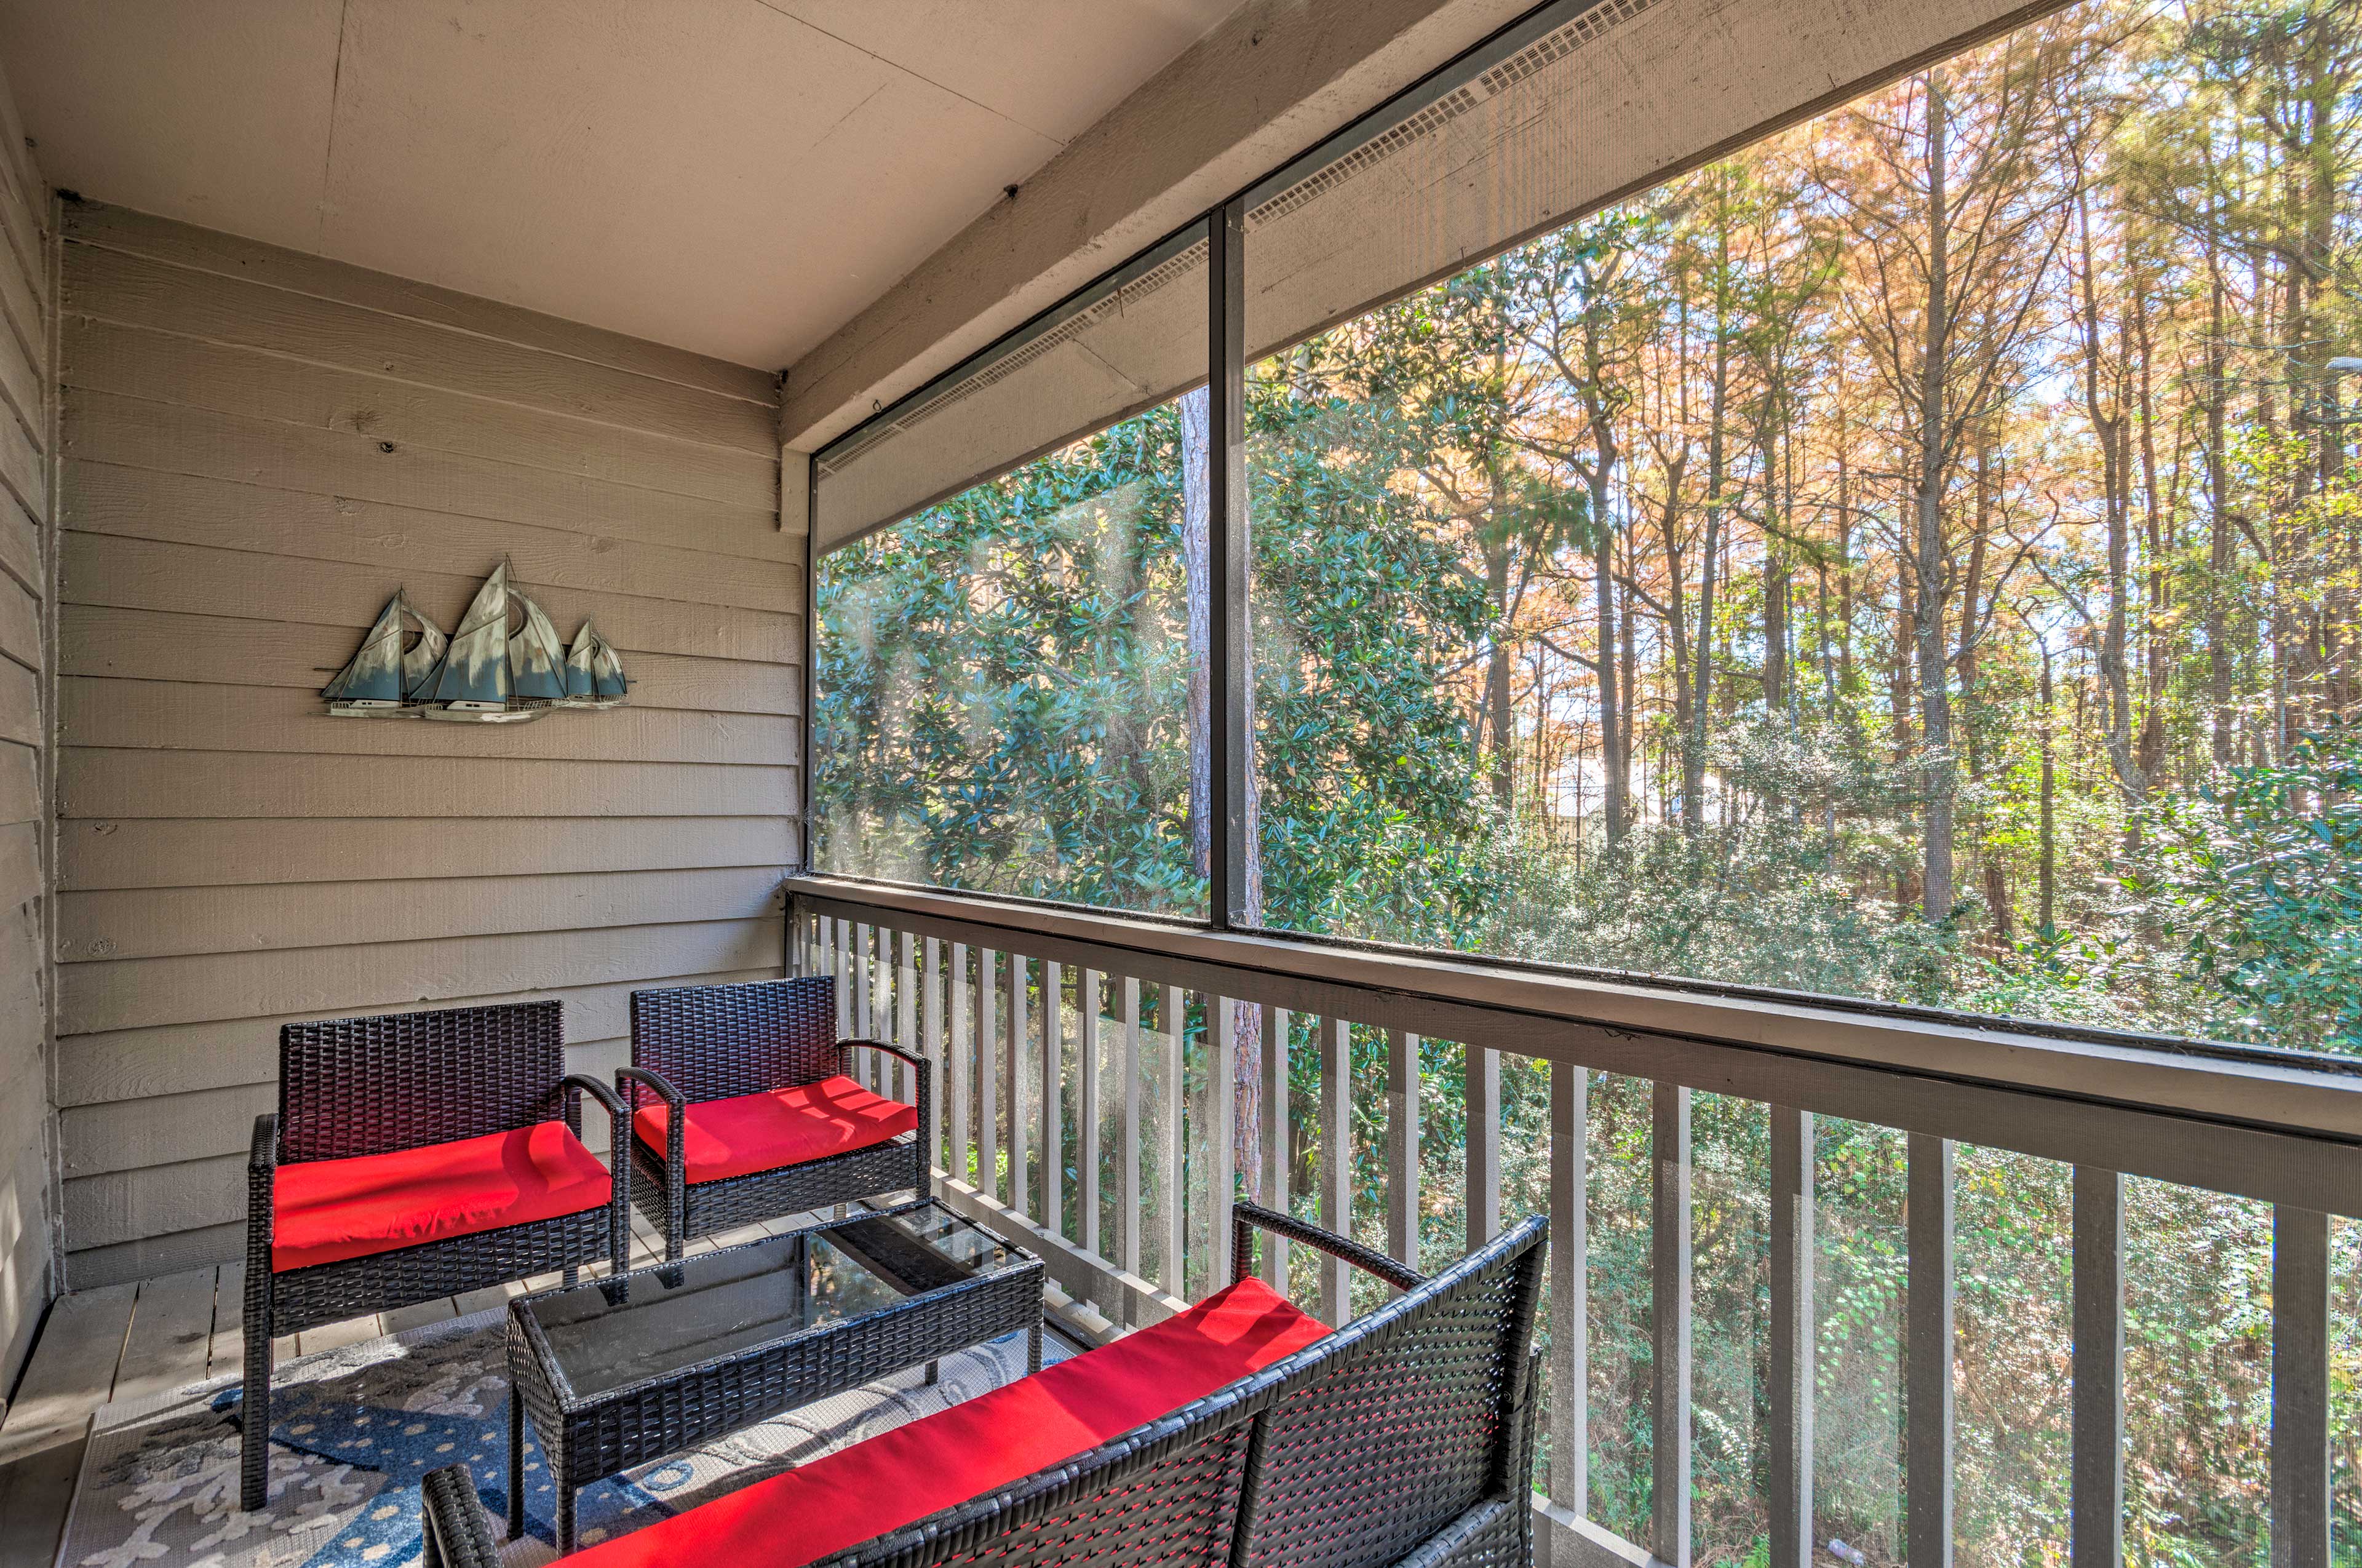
(0, 90, 45, 1396)
(56, 202, 794, 1287)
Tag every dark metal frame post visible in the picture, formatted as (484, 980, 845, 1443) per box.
(1206, 197, 1249, 929)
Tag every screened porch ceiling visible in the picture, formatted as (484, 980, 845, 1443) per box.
(0, 0, 1239, 370)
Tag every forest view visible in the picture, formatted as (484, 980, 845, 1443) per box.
(817, 1, 2362, 1563)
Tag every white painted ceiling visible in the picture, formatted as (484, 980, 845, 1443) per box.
(0, 0, 1240, 370)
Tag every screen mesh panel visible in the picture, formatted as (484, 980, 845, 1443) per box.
(812, 0, 2040, 552)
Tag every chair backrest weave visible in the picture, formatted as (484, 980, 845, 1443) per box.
(277, 1000, 567, 1163)
(830, 1217, 1548, 1568)
(628, 976, 840, 1108)
(1233, 1217, 1546, 1568)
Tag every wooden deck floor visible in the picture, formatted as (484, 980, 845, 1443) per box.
(0, 1209, 783, 1566)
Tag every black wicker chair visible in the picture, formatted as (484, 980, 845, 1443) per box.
(618, 977, 930, 1261)
(421, 1203, 1548, 1568)
(242, 1001, 629, 1513)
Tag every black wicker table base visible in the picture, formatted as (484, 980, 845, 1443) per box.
(506, 1198, 1043, 1554)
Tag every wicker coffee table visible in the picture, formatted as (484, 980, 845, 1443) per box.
(505, 1198, 1043, 1551)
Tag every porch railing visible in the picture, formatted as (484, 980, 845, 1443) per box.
(784, 874, 2361, 1568)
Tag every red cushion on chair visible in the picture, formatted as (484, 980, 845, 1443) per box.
(270, 1122, 610, 1273)
(632, 1075, 917, 1185)
(565, 1274, 1327, 1567)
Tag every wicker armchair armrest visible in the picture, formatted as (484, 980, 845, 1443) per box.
(420, 1463, 502, 1568)
(249, 1112, 279, 1172)
(838, 1037, 926, 1073)
(563, 1073, 634, 1277)
(614, 1064, 685, 1112)
(838, 1039, 931, 1165)
(1230, 1199, 1426, 1292)
(562, 1073, 628, 1149)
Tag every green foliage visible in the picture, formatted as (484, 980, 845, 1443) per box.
(2137, 725, 2362, 1051)
(816, 411, 1198, 910)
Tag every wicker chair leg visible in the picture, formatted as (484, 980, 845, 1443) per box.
(239, 1269, 271, 1511)
(507, 1382, 526, 1540)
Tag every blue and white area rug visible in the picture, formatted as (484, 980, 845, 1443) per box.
(55, 1308, 1054, 1568)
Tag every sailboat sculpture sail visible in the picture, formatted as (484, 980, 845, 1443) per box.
(561, 621, 629, 710)
(322, 591, 447, 717)
(322, 562, 629, 721)
(415, 560, 566, 723)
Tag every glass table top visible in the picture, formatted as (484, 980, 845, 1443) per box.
(524, 1201, 1023, 1400)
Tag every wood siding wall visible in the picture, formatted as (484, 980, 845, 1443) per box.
(0, 71, 49, 1390)
(54, 202, 797, 1288)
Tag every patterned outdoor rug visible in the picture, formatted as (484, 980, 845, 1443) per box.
(55, 1307, 1059, 1568)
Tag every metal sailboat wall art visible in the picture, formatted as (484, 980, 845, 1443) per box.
(320, 560, 630, 723)
(322, 589, 445, 717)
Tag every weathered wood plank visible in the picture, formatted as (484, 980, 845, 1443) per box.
(59, 1040, 619, 1181)
(60, 531, 800, 665)
(113, 1266, 220, 1403)
(0, 1283, 132, 1568)
(2070, 1165, 2122, 1568)
(1386, 1028, 1418, 1270)
(55, 966, 779, 1108)
(62, 1221, 242, 1291)
(1119, 974, 1141, 1282)
(64, 314, 777, 509)
(61, 678, 797, 768)
(62, 607, 795, 716)
(0, 380, 42, 527)
(1040, 958, 1062, 1236)
(0, 276, 46, 464)
(0, 572, 37, 671)
(1209, 998, 1235, 1286)
(59, 749, 797, 821)
(65, 462, 799, 615)
(1466, 1041, 1500, 1248)
(1260, 1004, 1287, 1289)
(296, 1314, 384, 1357)
(1549, 1062, 1586, 1514)
(65, 201, 778, 405)
(62, 1156, 245, 1251)
(1161, 984, 1184, 1300)
(63, 813, 792, 893)
(381, 1297, 459, 1335)
(978, 949, 1000, 1207)
(1006, 954, 1028, 1217)
(923, 937, 944, 1184)
(2270, 1204, 2330, 1568)
(948, 941, 971, 1188)
(1906, 1133, 1955, 1568)
(1652, 1082, 1692, 1568)
(0, 819, 36, 912)
(1080, 969, 1103, 1260)
(0, 738, 36, 827)
(64, 389, 787, 562)
(65, 244, 777, 453)
(62, 864, 785, 962)
(0, 146, 47, 316)
(210, 1260, 245, 1377)
(0, 651, 35, 747)
(0, 490, 38, 597)
(0, 1282, 132, 1465)
(1770, 1106, 1813, 1568)
(1321, 1016, 1352, 1326)
(60, 915, 784, 1035)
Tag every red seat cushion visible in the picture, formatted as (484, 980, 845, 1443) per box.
(632, 1076, 917, 1185)
(271, 1122, 610, 1273)
(566, 1274, 1327, 1566)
